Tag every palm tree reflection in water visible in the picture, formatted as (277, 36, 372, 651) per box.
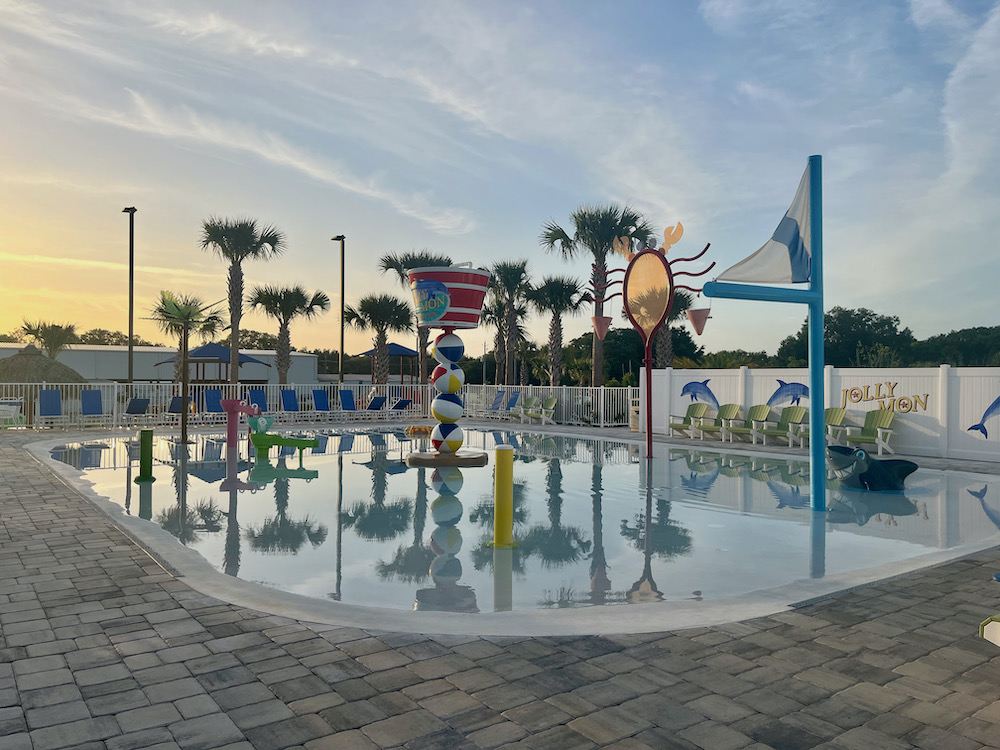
(341, 449, 411, 542)
(521, 459, 591, 568)
(244, 467, 328, 554)
(376, 467, 435, 583)
(157, 447, 224, 546)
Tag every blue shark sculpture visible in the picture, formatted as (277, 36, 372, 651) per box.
(827, 445, 917, 492)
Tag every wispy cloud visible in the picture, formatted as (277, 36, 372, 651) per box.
(0, 252, 216, 283)
(25, 87, 477, 235)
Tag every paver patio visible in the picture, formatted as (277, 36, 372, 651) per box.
(2, 430, 1000, 749)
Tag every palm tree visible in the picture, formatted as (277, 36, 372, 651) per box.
(379, 251, 453, 385)
(248, 285, 330, 384)
(480, 296, 506, 387)
(148, 291, 224, 444)
(200, 216, 286, 384)
(654, 290, 693, 368)
(541, 205, 653, 386)
(489, 261, 531, 386)
(344, 294, 413, 385)
(527, 276, 584, 385)
(20, 320, 78, 360)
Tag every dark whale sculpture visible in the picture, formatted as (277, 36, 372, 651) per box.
(826, 491, 919, 526)
(827, 445, 917, 492)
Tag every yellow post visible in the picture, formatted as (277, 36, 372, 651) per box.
(491, 444, 515, 549)
(493, 547, 513, 611)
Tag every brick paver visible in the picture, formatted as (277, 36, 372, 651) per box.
(2, 432, 1000, 749)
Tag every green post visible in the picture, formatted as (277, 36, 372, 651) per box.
(134, 429, 156, 483)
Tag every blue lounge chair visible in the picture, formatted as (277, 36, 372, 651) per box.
(247, 389, 268, 414)
(388, 398, 413, 417)
(37, 389, 68, 429)
(338, 389, 359, 420)
(363, 395, 387, 419)
(313, 389, 334, 418)
(479, 390, 507, 418)
(80, 389, 108, 428)
(202, 389, 225, 424)
(337, 433, 355, 452)
(492, 391, 520, 420)
(280, 389, 306, 423)
(123, 397, 150, 427)
(166, 396, 194, 424)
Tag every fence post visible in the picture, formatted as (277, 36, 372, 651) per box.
(599, 387, 606, 427)
(939, 364, 950, 458)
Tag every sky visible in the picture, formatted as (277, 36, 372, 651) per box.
(2, 0, 999, 360)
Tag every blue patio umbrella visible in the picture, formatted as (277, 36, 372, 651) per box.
(359, 342, 420, 384)
(155, 342, 271, 382)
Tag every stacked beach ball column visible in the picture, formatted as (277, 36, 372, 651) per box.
(430, 332, 466, 453)
(406, 265, 491, 467)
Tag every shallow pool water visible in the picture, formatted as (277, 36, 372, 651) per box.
(51, 428, 1000, 614)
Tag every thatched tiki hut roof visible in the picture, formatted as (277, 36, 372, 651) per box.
(0, 344, 87, 383)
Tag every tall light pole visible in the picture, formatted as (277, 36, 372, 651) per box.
(331, 235, 346, 385)
(123, 207, 137, 384)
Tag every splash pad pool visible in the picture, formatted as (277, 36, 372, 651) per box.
(38, 427, 1000, 635)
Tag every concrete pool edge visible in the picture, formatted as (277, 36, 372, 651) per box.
(28, 432, 1000, 637)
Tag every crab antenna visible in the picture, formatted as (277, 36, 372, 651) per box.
(673, 262, 716, 278)
(591, 292, 623, 304)
(592, 279, 623, 291)
(668, 242, 711, 265)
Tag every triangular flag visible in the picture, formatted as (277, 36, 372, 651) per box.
(718, 165, 811, 283)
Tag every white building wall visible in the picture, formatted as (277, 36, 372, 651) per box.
(0, 344, 318, 385)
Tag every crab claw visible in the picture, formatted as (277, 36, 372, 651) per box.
(659, 222, 684, 253)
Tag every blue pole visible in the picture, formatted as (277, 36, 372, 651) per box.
(806, 155, 825, 512)
(702, 155, 826, 512)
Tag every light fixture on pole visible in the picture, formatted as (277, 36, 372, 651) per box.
(331, 235, 346, 386)
(122, 207, 137, 384)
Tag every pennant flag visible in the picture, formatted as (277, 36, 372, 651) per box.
(718, 165, 811, 283)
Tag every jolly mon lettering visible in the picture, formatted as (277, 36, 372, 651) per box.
(840, 382, 929, 413)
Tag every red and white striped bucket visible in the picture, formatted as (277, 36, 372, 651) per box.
(408, 266, 491, 329)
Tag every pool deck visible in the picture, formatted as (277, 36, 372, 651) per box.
(3, 425, 1000, 750)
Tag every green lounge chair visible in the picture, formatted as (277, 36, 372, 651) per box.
(824, 407, 847, 444)
(844, 409, 895, 455)
(669, 402, 709, 437)
(797, 407, 848, 448)
(724, 405, 771, 444)
(697, 403, 742, 440)
(533, 396, 558, 425)
(518, 396, 540, 423)
(761, 406, 807, 446)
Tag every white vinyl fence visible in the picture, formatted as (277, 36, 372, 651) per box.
(644, 365, 1000, 462)
(0, 382, 639, 430)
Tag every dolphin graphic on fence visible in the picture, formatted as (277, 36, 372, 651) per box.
(680, 380, 719, 411)
(766, 379, 809, 407)
(968, 395, 1000, 439)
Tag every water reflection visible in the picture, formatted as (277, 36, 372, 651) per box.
(415, 467, 478, 613)
(376, 467, 435, 584)
(244, 469, 328, 554)
(48, 430, 1000, 612)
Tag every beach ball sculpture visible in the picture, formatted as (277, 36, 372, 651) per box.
(408, 265, 491, 458)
